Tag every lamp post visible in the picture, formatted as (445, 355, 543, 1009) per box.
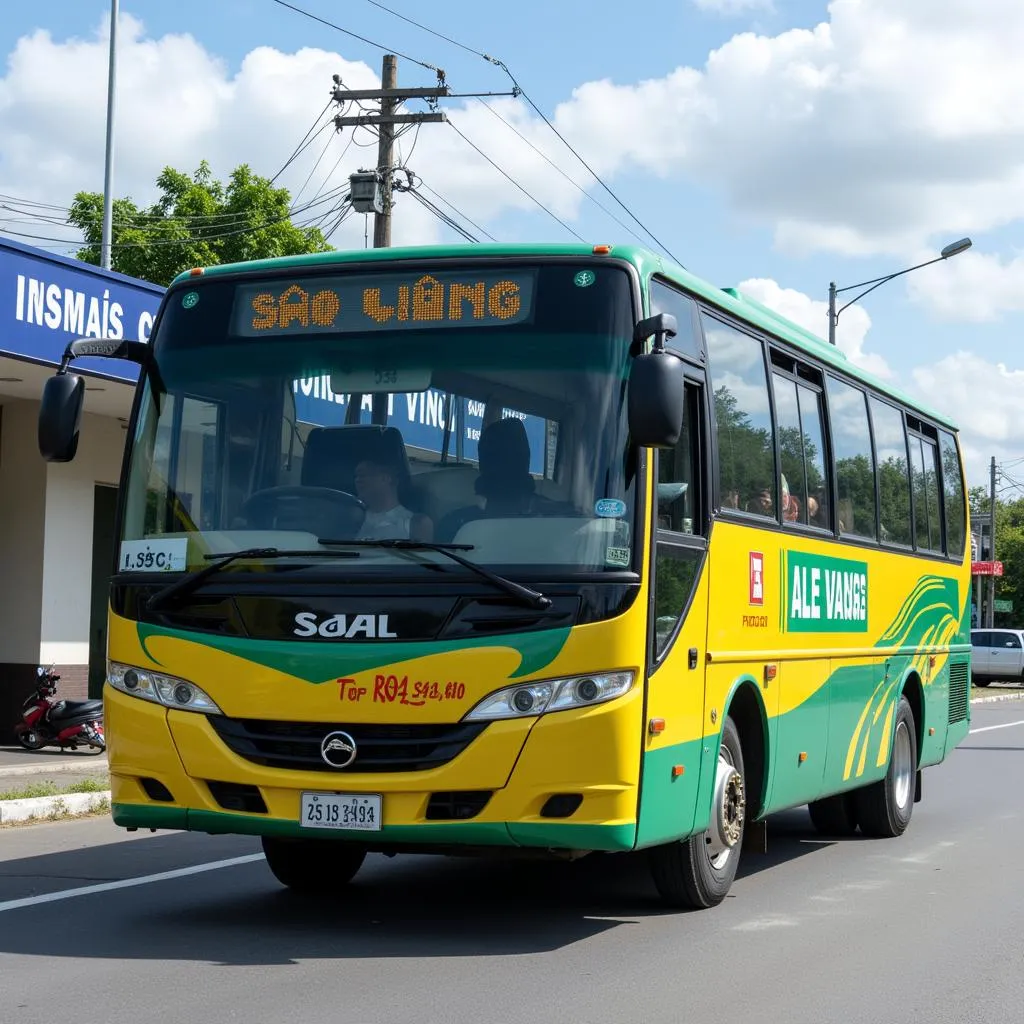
(100, 0, 118, 270)
(827, 237, 972, 345)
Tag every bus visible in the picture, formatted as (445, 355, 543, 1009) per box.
(37, 243, 972, 909)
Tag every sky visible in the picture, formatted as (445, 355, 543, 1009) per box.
(0, 0, 1021, 495)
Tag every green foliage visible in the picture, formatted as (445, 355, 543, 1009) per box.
(970, 488, 1024, 626)
(69, 161, 330, 287)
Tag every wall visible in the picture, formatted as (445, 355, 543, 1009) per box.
(0, 399, 48, 738)
(39, 410, 126, 698)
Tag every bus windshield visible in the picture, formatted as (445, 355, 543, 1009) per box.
(120, 261, 639, 578)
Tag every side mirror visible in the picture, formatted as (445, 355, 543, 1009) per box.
(628, 313, 685, 448)
(38, 373, 85, 463)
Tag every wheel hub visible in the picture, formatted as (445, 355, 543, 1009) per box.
(706, 753, 746, 864)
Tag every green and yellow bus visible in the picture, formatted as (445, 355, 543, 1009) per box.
(38, 243, 971, 909)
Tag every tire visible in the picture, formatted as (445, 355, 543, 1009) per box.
(972, 678, 991, 688)
(649, 717, 746, 909)
(261, 837, 367, 893)
(807, 792, 859, 837)
(854, 695, 917, 839)
(15, 730, 44, 750)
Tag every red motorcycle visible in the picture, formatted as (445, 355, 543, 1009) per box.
(14, 666, 105, 754)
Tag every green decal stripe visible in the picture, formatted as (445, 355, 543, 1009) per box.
(111, 803, 634, 851)
(636, 736, 705, 847)
(136, 623, 571, 683)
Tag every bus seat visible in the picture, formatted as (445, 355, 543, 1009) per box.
(301, 425, 416, 508)
(412, 463, 481, 526)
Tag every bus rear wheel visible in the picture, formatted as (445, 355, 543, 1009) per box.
(261, 836, 367, 893)
(649, 717, 746, 909)
(854, 695, 917, 839)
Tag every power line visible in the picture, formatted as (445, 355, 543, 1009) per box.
(448, 121, 586, 243)
(269, 0, 440, 72)
(419, 182, 497, 242)
(271, 100, 334, 183)
(354, 0, 682, 264)
(406, 187, 478, 243)
(476, 99, 648, 247)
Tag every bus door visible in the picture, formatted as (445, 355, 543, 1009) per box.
(636, 377, 710, 846)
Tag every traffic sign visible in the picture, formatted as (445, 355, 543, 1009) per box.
(972, 561, 1004, 576)
(994, 599, 1013, 613)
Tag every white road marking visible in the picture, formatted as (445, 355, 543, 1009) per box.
(0, 853, 264, 914)
(969, 718, 1024, 735)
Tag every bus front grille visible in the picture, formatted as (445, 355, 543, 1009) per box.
(208, 716, 488, 773)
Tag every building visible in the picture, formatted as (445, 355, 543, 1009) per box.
(0, 237, 163, 741)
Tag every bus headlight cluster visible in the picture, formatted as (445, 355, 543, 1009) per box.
(464, 671, 634, 722)
(107, 662, 222, 715)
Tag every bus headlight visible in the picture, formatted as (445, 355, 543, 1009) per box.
(464, 671, 634, 722)
(107, 662, 222, 715)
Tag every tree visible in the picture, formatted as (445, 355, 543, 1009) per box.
(69, 161, 330, 286)
(969, 487, 1024, 626)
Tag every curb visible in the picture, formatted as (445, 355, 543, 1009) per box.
(0, 790, 111, 825)
(0, 759, 108, 779)
(971, 691, 1024, 704)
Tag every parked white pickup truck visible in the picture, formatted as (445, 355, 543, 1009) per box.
(970, 629, 1024, 685)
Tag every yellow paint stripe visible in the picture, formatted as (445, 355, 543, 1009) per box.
(710, 643, 965, 663)
(876, 699, 896, 767)
(845, 674, 890, 781)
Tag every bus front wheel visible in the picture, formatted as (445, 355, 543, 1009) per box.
(261, 836, 367, 893)
(854, 695, 917, 839)
(649, 717, 746, 910)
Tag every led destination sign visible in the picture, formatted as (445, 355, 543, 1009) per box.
(231, 270, 535, 337)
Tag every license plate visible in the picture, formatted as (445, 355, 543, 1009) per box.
(300, 792, 382, 831)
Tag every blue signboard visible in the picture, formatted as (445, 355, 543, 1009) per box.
(0, 237, 163, 381)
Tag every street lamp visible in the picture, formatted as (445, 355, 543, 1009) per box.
(827, 237, 972, 345)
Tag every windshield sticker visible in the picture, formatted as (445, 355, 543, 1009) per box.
(605, 546, 630, 568)
(119, 538, 188, 573)
(181, 291, 199, 309)
(595, 498, 627, 518)
(574, 270, 596, 288)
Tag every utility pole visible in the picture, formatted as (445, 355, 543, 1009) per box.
(333, 56, 450, 249)
(989, 455, 997, 628)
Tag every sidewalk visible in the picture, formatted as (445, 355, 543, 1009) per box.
(0, 746, 110, 826)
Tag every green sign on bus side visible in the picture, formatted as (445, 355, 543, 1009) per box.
(994, 599, 1013, 613)
(785, 551, 869, 633)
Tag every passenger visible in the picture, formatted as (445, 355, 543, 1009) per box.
(354, 457, 432, 541)
(437, 417, 548, 540)
(747, 487, 773, 516)
(781, 474, 801, 523)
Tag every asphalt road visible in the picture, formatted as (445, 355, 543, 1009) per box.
(2, 701, 1023, 1024)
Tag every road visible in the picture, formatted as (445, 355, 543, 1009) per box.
(2, 701, 1023, 1024)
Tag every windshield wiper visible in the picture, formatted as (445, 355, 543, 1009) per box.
(317, 538, 552, 610)
(145, 547, 358, 611)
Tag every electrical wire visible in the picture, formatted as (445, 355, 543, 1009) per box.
(271, 100, 334, 183)
(407, 188, 477, 243)
(448, 121, 586, 243)
(476, 99, 648, 247)
(269, 0, 440, 72)
(355, 0, 682, 263)
(418, 182, 497, 242)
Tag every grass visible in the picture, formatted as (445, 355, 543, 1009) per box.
(0, 776, 109, 802)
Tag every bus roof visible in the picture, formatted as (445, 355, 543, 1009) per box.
(174, 242, 957, 431)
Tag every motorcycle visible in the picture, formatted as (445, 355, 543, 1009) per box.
(14, 666, 105, 754)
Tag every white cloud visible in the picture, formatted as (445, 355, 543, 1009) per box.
(693, 0, 773, 14)
(733, 277, 891, 379)
(907, 250, 1024, 322)
(2, 3, 1024, 276)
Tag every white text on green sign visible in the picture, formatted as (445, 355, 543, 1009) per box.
(786, 551, 868, 633)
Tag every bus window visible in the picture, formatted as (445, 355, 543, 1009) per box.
(870, 397, 912, 547)
(910, 434, 942, 553)
(939, 429, 966, 558)
(704, 316, 775, 519)
(771, 373, 827, 527)
(826, 376, 877, 540)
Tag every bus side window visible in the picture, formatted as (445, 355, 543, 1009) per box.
(825, 375, 877, 541)
(703, 316, 775, 518)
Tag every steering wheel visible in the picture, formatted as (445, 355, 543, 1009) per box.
(238, 486, 366, 538)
